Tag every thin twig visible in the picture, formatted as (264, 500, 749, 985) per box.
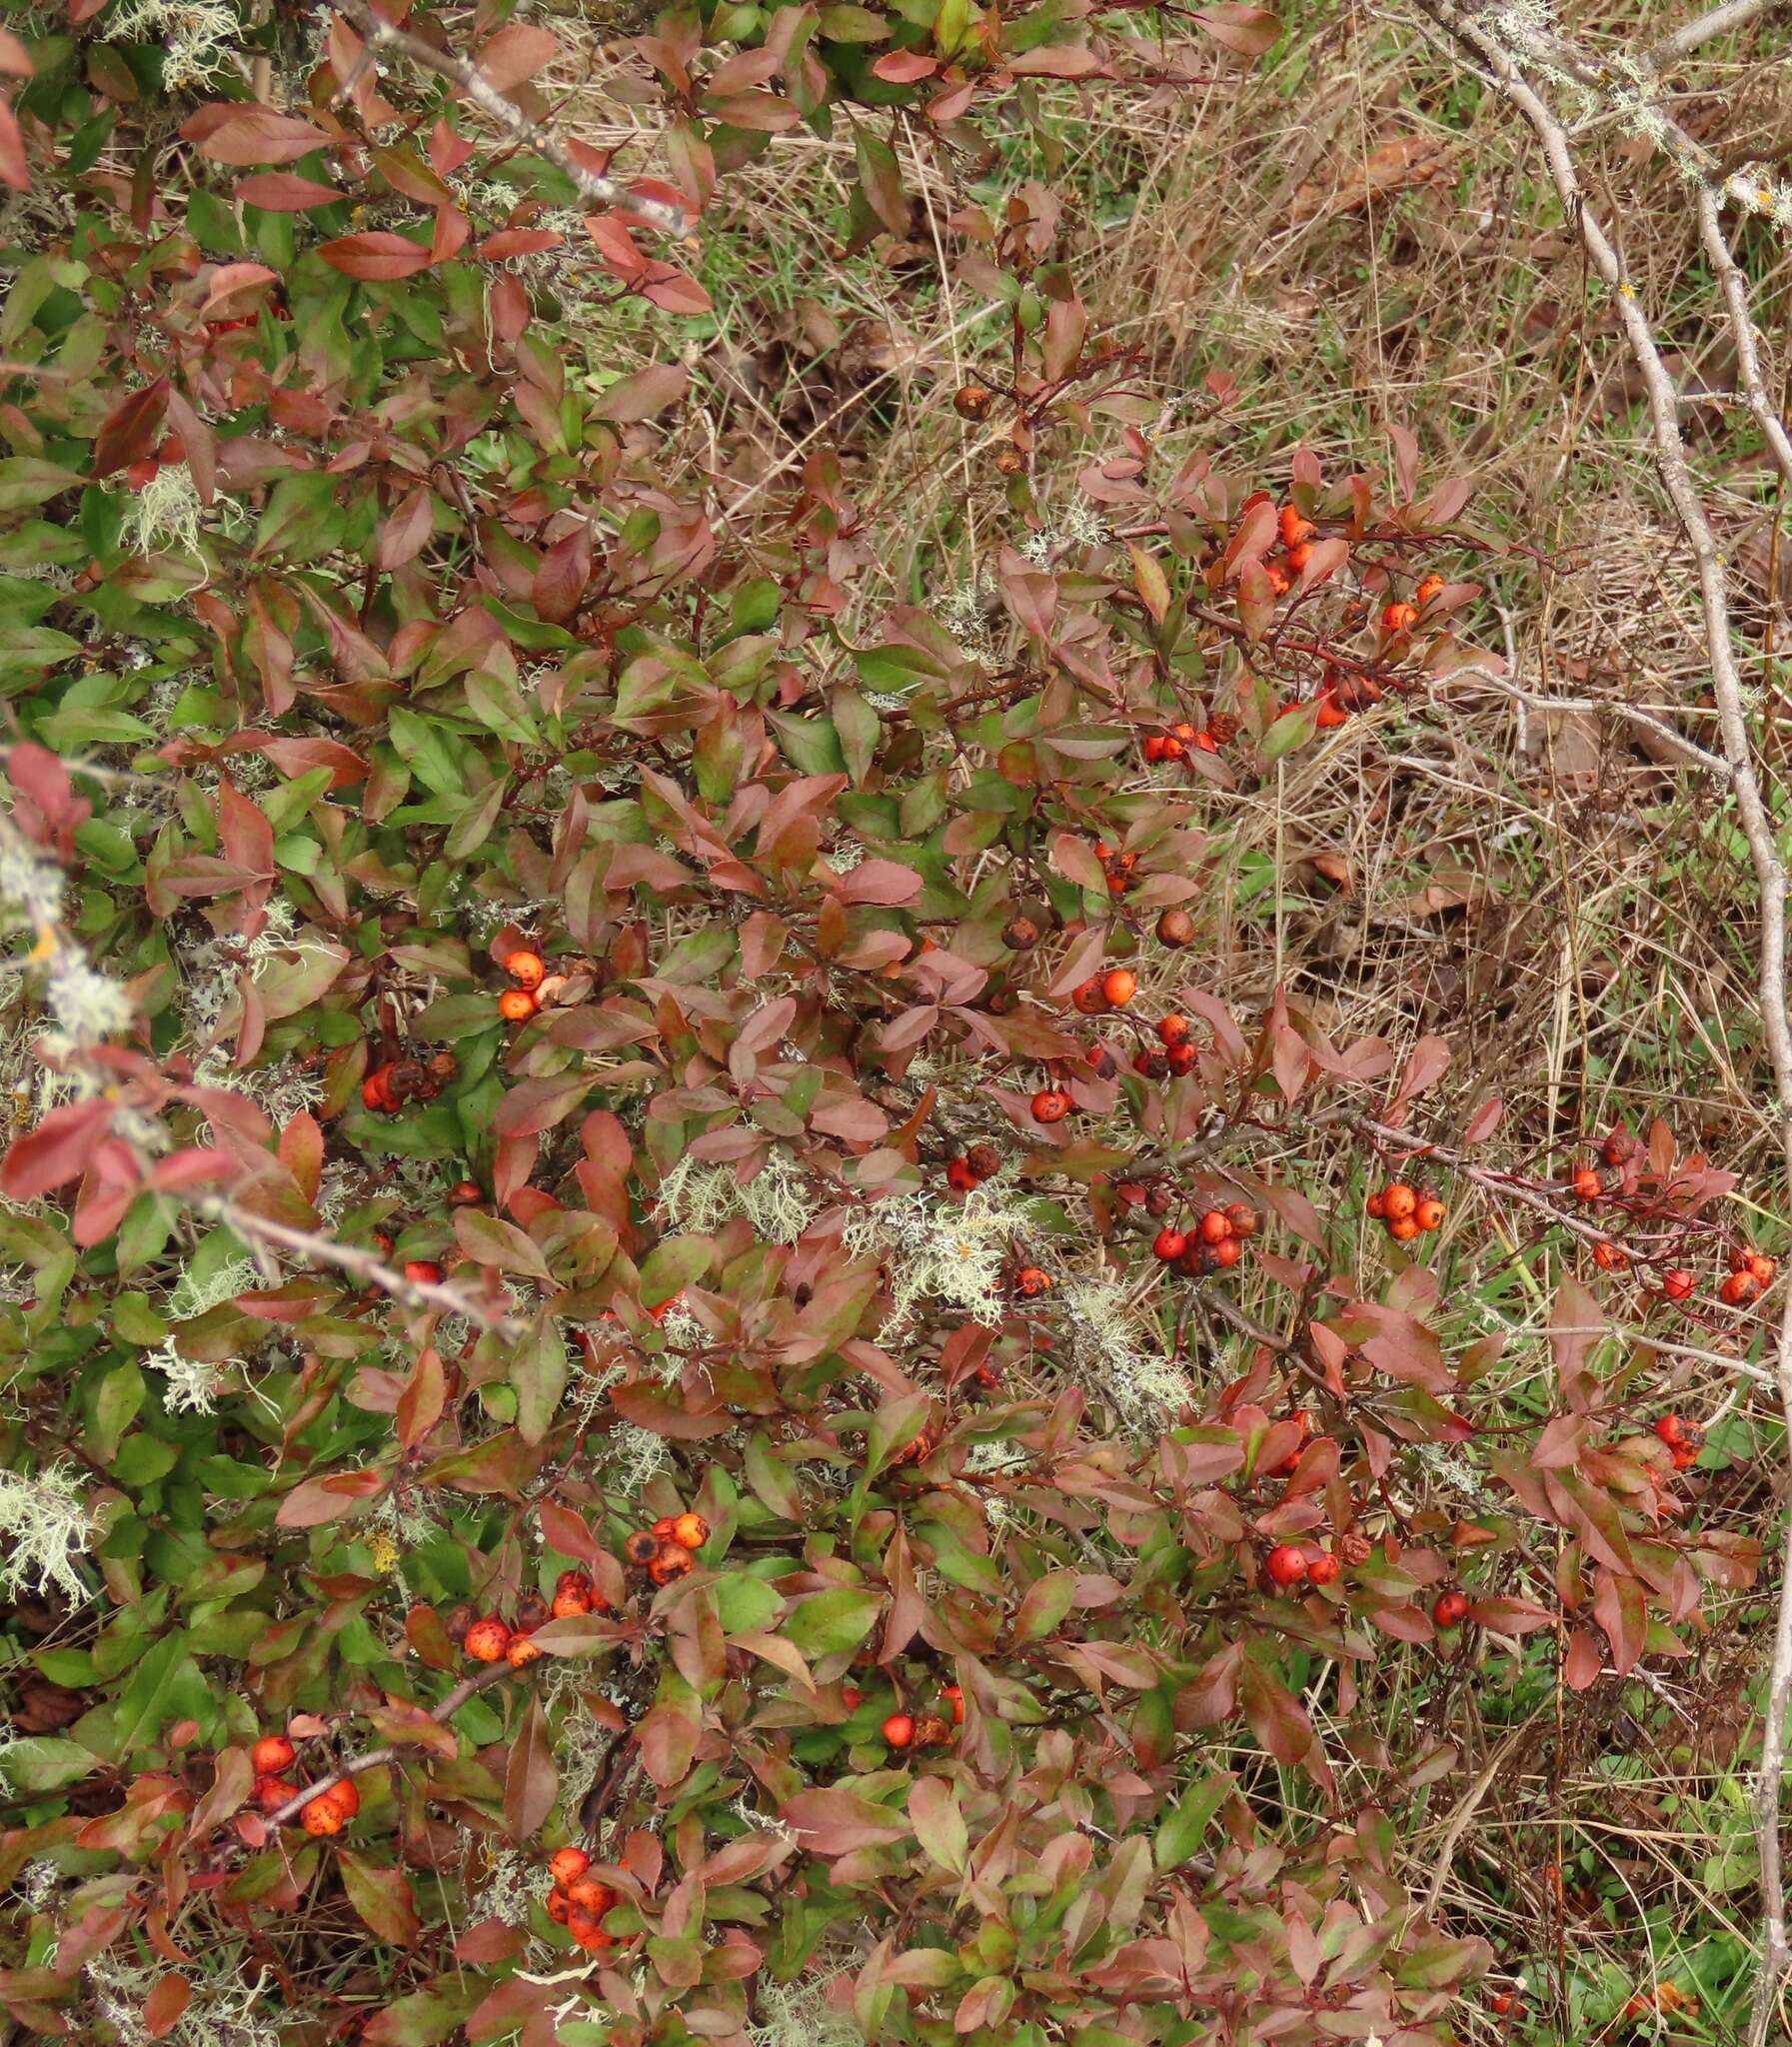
(264, 1662, 513, 1827)
(201, 1194, 532, 1339)
(331, 0, 692, 239)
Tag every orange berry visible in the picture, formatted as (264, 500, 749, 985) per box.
(883, 1712, 915, 1748)
(941, 1683, 964, 1724)
(464, 1617, 512, 1663)
(362, 1065, 398, 1112)
(566, 1905, 613, 1952)
(546, 1888, 572, 1924)
(1224, 1202, 1259, 1237)
(1592, 1239, 1626, 1271)
(1279, 504, 1314, 548)
(325, 1777, 359, 1819)
(1197, 1209, 1231, 1244)
(1306, 1552, 1341, 1586)
(549, 1847, 592, 1887)
(953, 383, 993, 421)
(1382, 1183, 1417, 1222)
(251, 1735, 295, 1775)
(1382, 601, 1419, 634)
(1365, 1188, 1387, 1219)
(554, 1568, 593, 1600)
(670, 1512, 709, 1551)
(1156, 1014, 1189, 1045)
(648, 1543, 694, 1585)
(1030, 1088, 1071, 1124)
(566, 1877, 616, 1915)
(1212, 1235, 1241, 1267)
(301, 1793, 345, 1836)
(551, 1586, 592, 1619)
(1413, 1195, 1446, 1232)
(499, 989, 537, 1023)
(1661, 1268, 1695, 1300)
(448, 1179, 483, 1205)
(253, 1774, 295, 1814)
(1071, 977, 1108, 1015)
(505, 950, 545, 988)
(1747, 1250, 1778, 1284)
(1387, 1215, 1421, 1242)
(507, 1633, 544, 1668)
(1100, 969, 1136, 1008)
(1415, 574, 1444, 605)
(404, 1259, 444, 1286)
(946, 1156, 980, 1192)
(1572, 1167, 1603, 1200)
(1015, 1266, 1053, 1297)
(1721, 1269, 1761, 1306)
(1153, 1228, 1187, 1261)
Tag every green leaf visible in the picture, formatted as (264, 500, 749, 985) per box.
(783, 1585, 884, 1657)
(0, 1734, 103, 1791)
(0, 459, 81, 512)
(110, 1631, 202, 1755)
(340, 1852, 422, 1946)
(1154, 1770, 1233, 1870)
(714, 1572, 783, 1636)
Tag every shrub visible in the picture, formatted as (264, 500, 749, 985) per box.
(0, 4, 1769, 2045)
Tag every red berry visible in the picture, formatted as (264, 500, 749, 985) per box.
(1655, 1414, 1686, 1446)
(1030, 1088, 1071, 1124)
(404, 1259, 444, 1286)
(251, 1734, 295, 1775)
(1197, 1209, 1231, 1244)
(1432, 1590, 1470, 1628)
(1100, 969, 1136, 1008)
(1306, 1553, 1341, 1586)
(883, 1712, 914, 1748)
(1212, 1235, 1241, 1268)
(1661, 1268, 1695, 1300)
(1152, 1228, 1187, 1261)
(946, 1156, 979, 1192)
(1265, 1544, 1308, 1588)
(1572, 1167, 1603, 1200)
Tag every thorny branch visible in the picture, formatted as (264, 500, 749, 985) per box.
(1408, 5, 1792, 2038)
(330, 0, 693, 240)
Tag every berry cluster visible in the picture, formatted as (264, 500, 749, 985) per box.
(457, 1567, 613, 1670)
(1151, 1201, 1259, 1276)
(248, 1733, 362, 1836)
(623, 1509, 709, 1586)
(545, 1846, 618, 1953)
(1721, 1244, 1778, 1306)
(1365, 1179, 1448, 1241)
(496, 946, 598, 1025)
(882, 1683, 963, 1750)
(362, 1047, 458, 1115)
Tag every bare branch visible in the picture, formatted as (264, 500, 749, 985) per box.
(331, 0, 693, 241)
(1647, 0, 1786, 66)
(201, 1194, 532, 1340)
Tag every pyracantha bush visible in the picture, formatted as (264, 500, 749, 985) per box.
(0, 4, 1767, 2047)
